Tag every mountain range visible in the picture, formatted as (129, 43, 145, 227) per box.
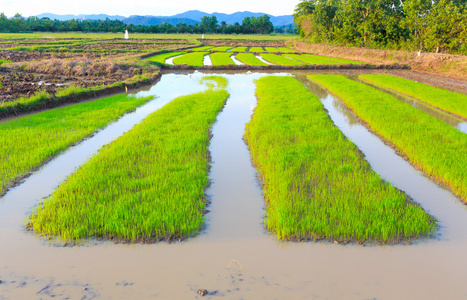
(36, 10, 294, 27)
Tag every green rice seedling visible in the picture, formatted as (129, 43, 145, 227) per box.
(301, 54, 362, 64)
(209, 46, 233, 52)
(278, 47, 297, 52)
(173, 52, 208, 67)
(244, 76, 436, 242)
(234, 53, 267, 66)
(209, 52, 235, 65)
(189, 46, 215, 51)
(360, 75, 467, 119)
(29, 77, 229, 241)
(309, 75, 467, 203)
(260, 53, 306, 66)
(285, 54, 339, 65)
(249, 46, 266, 52)
(264, 47, 280, 52)
(231, 46, 248, 52)
(145, 51, 186, 64)
(0, 94, 153, 196)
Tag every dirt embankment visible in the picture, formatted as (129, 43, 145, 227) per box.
(290, 41, 467, 93)
(201, 39, 285, 47)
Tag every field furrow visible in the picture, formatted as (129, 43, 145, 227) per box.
(234, 53, 267, 66)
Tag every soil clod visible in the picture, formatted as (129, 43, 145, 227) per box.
(196, 289, 208, 296)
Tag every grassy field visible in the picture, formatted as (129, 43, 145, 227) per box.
(264, 47, 280, 52)
(285, 54, 339, 65)
(235, 53, 268, 66)
(0, 93, 153, 196)
(0, 33, 295, 41)
(231, 46, 248, 52)
(209, 46, 233, 52)
(309, 75, 467, 202)
(189, 46, 215, 51)
(278, 47, 297, 52)
(172, 52, 208, 67)
(244, 76, 436, 242)
(145, 51, 186, 64)
(209, 52, 235, 65)
(260, 53, 306, 65)
(28, 77, 229, 241)
(360, 75, 467, 119)
(249, 46, 265, 52)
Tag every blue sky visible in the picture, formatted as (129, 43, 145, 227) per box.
(1, 0, 299, 18)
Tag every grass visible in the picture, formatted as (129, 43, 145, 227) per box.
(264, 47, 280, 52)
(172, 52, 208, 67)
(145, 51, 186, 64)
(285, 54, 339, 65)
(235, 53, 267, 66)
(249, 46, 265, 52)
(359, 75, 467, 119)
(231, 46, 248, 52)
(260, 53, 306, 66)
(209, 52, 235, 65)
(0, 33, 295, 42)
(308, 75, 467, 203)
(0, 93, 153, 196)
(28, 77, 229, 241)
(244, 76, 436, 242)
(209, 46, 233, 52)
(306, 54, 362, 65)
(278, 47, 297, 53)
(189, 46, 215, 51)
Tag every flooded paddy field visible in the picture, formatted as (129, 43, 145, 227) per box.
(1, 71, 467, 299)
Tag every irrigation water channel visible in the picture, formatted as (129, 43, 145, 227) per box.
(1, 71, 467, 299)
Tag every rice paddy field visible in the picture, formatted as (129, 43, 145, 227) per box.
(244, 76, 436, 242)
(2, 50, 467, 299)
(260, 53, 306, 65)
(249, 46, 266, 52)
(172, 51, 208, 67)
(29, 77, 229, 241)
(145, 51, 186, 64)
(209, 52, 236, 65)
(0, 93, 153, 196)
(359, 74, 467, 119)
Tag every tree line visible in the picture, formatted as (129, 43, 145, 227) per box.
(294, 0, 467, 54)
(0, 13, 275, 34)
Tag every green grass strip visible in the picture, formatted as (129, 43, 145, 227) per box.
(173, 52, 208, 67)
(235, 53, 267, 66)
(231, 46, 248, 52)
(0, 94, 153, 196)
(278, 47, 296, 53)
(188, 46, 215, 51)
(260, 53, 306, 66)
(264, 47, 280, 52)
(209, 52, 235, 65)
(307, 54, 362, 65)
(28, 77, 229, 241)
(285, 54, 339, 65)
(210, 46, 233, 52)
(309, 74, 467, 202)
(145, 51, 186, 64)
(249, 46, 265, 52)
(360, 75, 467, 119)
(244, 76, 436, 242)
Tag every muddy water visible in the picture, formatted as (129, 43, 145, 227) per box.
(2, 72, 467, 299)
